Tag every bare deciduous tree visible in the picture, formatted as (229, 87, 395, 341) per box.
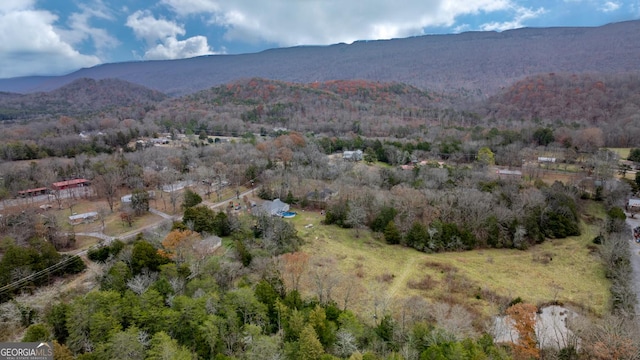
(93, 161, 123, 213)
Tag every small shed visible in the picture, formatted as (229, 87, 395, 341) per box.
(496, 169, 522, 177)
(18, 187, 49, 197)
(69, 211, 98, 225)
(343, 150, 363, 161)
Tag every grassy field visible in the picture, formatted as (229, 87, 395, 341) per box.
(607, 147, 631, 159)
(288, 205, 610, 324)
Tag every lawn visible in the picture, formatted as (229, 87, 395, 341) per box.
(287, 206, 610, 324)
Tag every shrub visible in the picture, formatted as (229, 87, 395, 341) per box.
(22, 323, 50, 342)
(606, 206, 627, 233)
(323, 199, 349, 228)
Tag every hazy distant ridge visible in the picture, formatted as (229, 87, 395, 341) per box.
(0, 20, 638, 97)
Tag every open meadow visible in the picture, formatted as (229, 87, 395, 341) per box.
(288, 203, 610, 325)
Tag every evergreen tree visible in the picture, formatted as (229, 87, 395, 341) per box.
(298, 325, 325, 360)
(533, 127, 554, 146)
(383, 221, 402, 245)
(182, 188, 203, 209)
(235, 239, 252, 266)
(45, 303, 70, 343)
(131, 240, 169, 274)
(628, 148, 640, 162)
(183, 205, 215, 233)
(131, 189, 150, 216)
(370, 206, 397, 232)
(405, 222, 428, 250)
(21, 324, 50, 342)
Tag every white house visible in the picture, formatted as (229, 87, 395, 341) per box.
(261, 198, 290, 216)
(162, 181, 193, 193)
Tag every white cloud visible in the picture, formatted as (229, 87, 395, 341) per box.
(480, 5, 546, 31)
(599, 1, 621, 12)
(58, 1, 119, 58)
(143, 36, 214, 60)
(0, 0, 36, 13)
(126, 10, 185, 44)
(126, 10, 216, 60)
(159, 0, 541, 46)
(563, 0, 626, 12)
(160, 0, 220, 16)
(0, 2, 101, 78)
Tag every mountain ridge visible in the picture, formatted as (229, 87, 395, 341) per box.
(0, 20, 638, 97)
(0, 78, 167, 120)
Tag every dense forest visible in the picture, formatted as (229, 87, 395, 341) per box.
(1, 73, 640, 164)
(0, 71, 639, 359)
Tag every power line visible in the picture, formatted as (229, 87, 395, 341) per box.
(0, 247, 91, 297)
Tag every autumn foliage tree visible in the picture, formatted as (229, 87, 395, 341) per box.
(506, 303, 539, 360)
(159, 229, 198, 264)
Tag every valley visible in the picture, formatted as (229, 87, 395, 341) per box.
(0, 21, 639, 359)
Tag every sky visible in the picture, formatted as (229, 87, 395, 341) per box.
(1, 0, 638, 79)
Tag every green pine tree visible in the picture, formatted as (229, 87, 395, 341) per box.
(298, 324, 325, 360)
(384, 221, 402, 245)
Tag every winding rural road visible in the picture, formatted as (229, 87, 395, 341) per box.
(75, 188, 256, 245)
(626, 215, 640, 315)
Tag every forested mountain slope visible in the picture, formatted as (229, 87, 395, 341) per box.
(0, 20, 638, 97)
(0, 78, 167, 120)
(147, 78, 468, 137)
(483, 72, 640, 146)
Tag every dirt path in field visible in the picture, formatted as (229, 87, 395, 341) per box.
(387, 256, 419, 299)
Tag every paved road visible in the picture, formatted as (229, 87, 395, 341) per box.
(627, 215, 640, 315)
(73, 188, 256, 244)
(150, 208, 174, 220)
